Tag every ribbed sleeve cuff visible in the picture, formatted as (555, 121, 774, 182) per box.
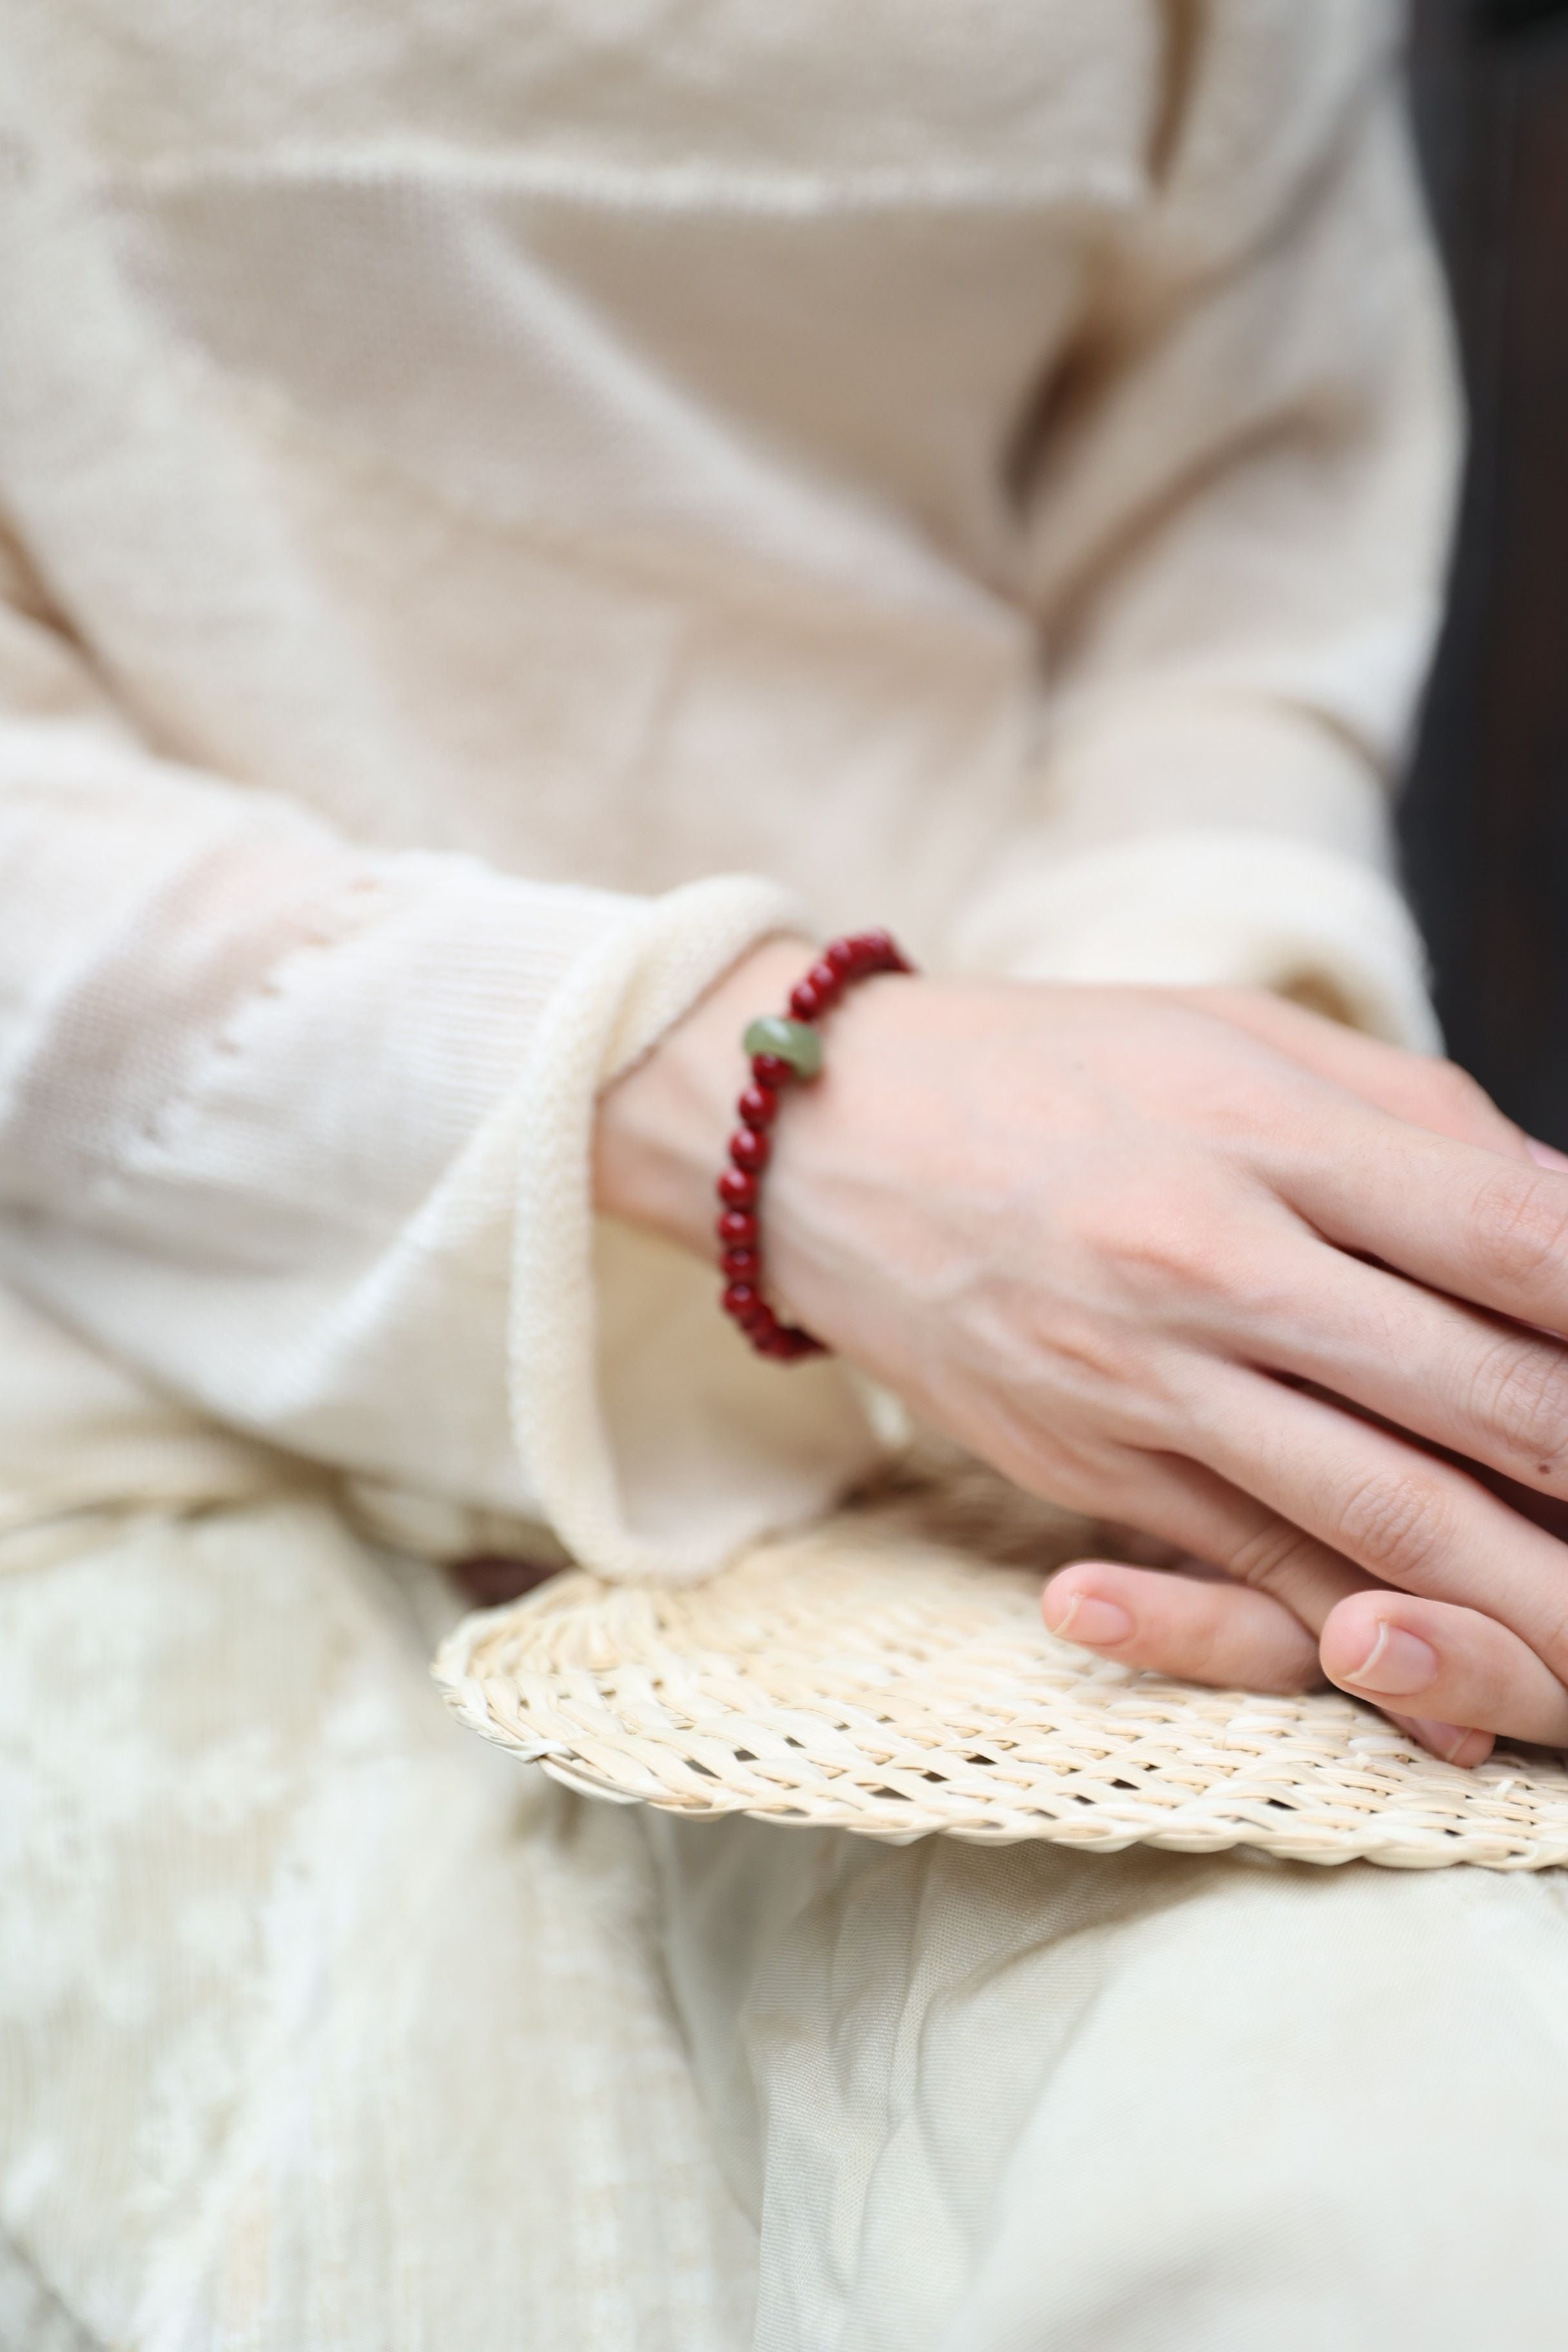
(509, 874, 887, 1585)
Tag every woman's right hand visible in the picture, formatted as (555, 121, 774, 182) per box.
(597, 938, 1568, 1757)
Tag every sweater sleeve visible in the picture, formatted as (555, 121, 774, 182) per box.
(0, 554, 885, 1582)
(951, 5, 1455, 1048)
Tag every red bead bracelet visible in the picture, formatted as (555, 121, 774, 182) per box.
(717, 929, 915, 1360)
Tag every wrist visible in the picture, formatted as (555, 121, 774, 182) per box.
(593, 933, 817, 1257)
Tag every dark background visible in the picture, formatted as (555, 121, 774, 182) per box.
(1403, 0, 1568, 1144)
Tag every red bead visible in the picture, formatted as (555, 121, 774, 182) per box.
(729, 1126, 770, 1173)
(858, 928, 910, 974)
(772, 1328, 826, 1361)
(718, 931, 913, 1366)
(756, 1326, 808, 1359)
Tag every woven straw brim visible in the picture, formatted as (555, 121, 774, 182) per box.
(432, 1506, 1568, 1870)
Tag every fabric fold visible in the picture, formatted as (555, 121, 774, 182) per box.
(955, 822, 1438, 1052)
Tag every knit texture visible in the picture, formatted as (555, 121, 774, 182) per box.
(0, 0, 1455, 1580)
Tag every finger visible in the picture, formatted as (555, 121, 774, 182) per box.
(1381, 1714, 1496, 1767)
(1043, 1559, 1321, 1690)
(1190, 1369, 1568, 1689)
(1244, 1242, 1568, 1503)
(1284, 1115, 1568, 1338)
(1042, 1457, 1480, 1760)
(1320, 1588, 1567, 1750)
(1191, 992, 1529, 1158)
(1112, 1450, 1373, 1631)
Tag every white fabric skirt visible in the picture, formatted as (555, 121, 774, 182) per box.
(5, 1488, 1568, 2351)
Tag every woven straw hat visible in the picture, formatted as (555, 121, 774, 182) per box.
(432, 1462, 1568, 1872)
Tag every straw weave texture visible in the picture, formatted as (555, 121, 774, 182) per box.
(433, 1507, 1568, 1871)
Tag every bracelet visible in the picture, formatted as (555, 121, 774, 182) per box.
(716, 929, 916, 1361)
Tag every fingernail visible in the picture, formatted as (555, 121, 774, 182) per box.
(1342, 1618, 1439, 1698)
(1045, 1589, 1133, 1648)
(1527, 1137, 1568, 1172)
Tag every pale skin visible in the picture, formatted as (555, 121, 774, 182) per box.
(596, 934, 1568, 1765)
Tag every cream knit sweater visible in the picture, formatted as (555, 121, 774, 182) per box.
(0, 0, 1454, 1582)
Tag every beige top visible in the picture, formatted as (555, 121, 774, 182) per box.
(0, 0, 1454, 1580)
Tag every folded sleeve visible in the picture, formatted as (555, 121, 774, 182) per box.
(951, 5, 1456, 1049)
(0, 567, 885, 1583)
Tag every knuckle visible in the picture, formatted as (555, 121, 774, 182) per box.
(1092, 1200, 1204, 1286)
(1466, 1337, 1568, 1472)
(1337, 1469, 1449, 1582)
(1431, 1059, 1490, 1121)
(1533, 1599, 1568, 1693)
(1536, 1602, 1568, 1691)
(1224, 1519, 1315, 1601)
(1471, 1167, 1568, 1289)
(1101, 1195, 1257, 1307)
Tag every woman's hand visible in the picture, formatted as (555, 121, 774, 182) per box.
(596, 940, 1568, 1755)
(1038, 988, 1568, 1763)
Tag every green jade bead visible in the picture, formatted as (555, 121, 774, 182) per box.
(741, 1014, 823, 1079)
